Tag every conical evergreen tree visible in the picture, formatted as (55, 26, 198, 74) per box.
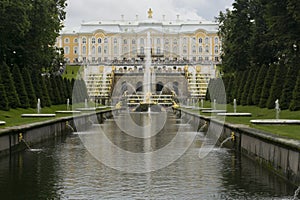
(280, 65, 299, 110)
(22, 68, 37, 108)
(289, 70, 300, 111)
(241, 68, 255, 106)
(0, 62, 20, 108)
(259, 64, 276, 108)
(246, 67, 258, 105)
(46, 76, 55, 104)
(0, 84, 9, 111)
(51, 75, 62, 105)
(41, 76, 51, 107)
(31, 69, 43, 106)
(225, 75, 234, 104)
(231, 71, 243, 103)
(252, 64, 268, 105)
(12, 65, 29, 108)
(266, 63, 286, 109)
(236, 70, 248, 105)
(55, 76, 66, 104)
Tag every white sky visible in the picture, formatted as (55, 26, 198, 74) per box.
(64, 0, 234, 27)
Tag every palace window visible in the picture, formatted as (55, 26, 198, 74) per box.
(92, 38, 96, 44)
(205, 45, 209, 53)
(215, 37, 219, 44)
(183, 38, 187, 44)
(114, 38, 117, 44)
(132, 39, 136, 44)
(140, 47, 144, 54)
(64, 46, 69, 54)
(82, 38, 87, 44)
(64, 38, 69, 43)
(114, 46, 118, 55)
(157, 47, 161, 54)
(192, 37, 196, 43)
(205, 37, 209, 44)
(123, 39, 127, 44)
(74, 38, 78, 43)
(104, 46, 108, 54)
(74, 46, 78, 54)
(199, 46, 203, 53)
(183, 46, 187, 54)
(205, 56, 209, 61)
(98, 46, 102, 54)
(104, 38, 108, 43)
(132, 47, 136, 54)
(199, 57, 203, 61)
(173, 39, 177, 45)
(140, 38, 144, 45)
(98, 38, 102, 43)
(92, 46, 96, 54)
(215, 56, 219, 62)
(82, 46, 86, 54)
(199, 38, 202, 44)
(214, 45, 219, 54)
(157, 38, 161, 45)
(192, 45, 196, 54)
(123, 47, 128, 54)
(165, 39, 169, 44)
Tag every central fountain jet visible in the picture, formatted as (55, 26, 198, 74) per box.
(135, 32, 160, 112)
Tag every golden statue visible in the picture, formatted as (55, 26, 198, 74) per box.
(148, 8, 153, 19)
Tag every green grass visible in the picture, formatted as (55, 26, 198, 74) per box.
(184, 102, 300, 140)
(62, 65, 82, 80)
(0, 105, 74, 129)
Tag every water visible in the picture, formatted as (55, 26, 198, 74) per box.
(37, 98, 41, 114)
(0, 112, 297, 199)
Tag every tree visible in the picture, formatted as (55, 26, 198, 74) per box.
(289, 70, 300, 111)
(246, 67, 258, 105)
(259, 64, 276, 108)
(241, 68, 255, 106)
(0, 84, 9, 111)
(31, 69, 43, 106)
(12, 65, 30, 108)
(0, 62, 20, 108)
(236, 70, 248, 105)
(41, 76, 51, 107)
(22, 68, 37, 108)
(266, 63, 286, 109)
(280, 65, 299, 110)
(50, 75, 62, 105)
(252, 64, 268, 105)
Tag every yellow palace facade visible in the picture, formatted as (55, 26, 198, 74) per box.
(56, 10, 221, 65)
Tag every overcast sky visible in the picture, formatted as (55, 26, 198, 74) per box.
(64, 0, 234, 27)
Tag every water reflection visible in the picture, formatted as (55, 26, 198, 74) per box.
(0, 113, 297, 199)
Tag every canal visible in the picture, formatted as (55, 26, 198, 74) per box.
(0, 111, 297, 199)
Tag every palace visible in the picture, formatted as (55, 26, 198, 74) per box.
(56, 9, 221, 104)
(56, 10, 221, 65)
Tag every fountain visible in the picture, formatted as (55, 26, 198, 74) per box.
(275, 99, 280, 120)
(293, 186, 300, 200)
(202, 99, 226, 113)
(233, 99, 237, 113)
(251, 99, 300, 124)
(85, 98, 88, 108)
(67, 98, 70, 111)
(37, 98, 41, 114)
(22, 98, 56, 117)
(135, 32, 160, 112)
(217, 98, 251, 117)
(56, 98, 81, 114)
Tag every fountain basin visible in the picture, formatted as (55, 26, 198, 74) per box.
(250, 119, 300, 125)
(0, 121, 6, 125)
(202, 110, 227, 113)
(21, 114, 56, 118)
(75, 107, 96, 111)
(55, 111, 81, 114)
(134, 102, 163, 112)
(218, 113, 252, 116)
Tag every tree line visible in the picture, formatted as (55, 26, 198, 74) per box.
(0, 62, 88, 111)
(0, 0, 88, 111)
(212, 0, 300, 111)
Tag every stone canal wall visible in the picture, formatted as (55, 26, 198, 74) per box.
(0, 110, 113, 157)
(178, 109, 300, 185)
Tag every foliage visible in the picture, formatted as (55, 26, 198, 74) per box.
(22, 68, 37, 108)
(0, 84, 9, 111)
(12, 65, 30, 108)
(259, 65, 276, 108)
(289, 70, 300, 111)
(0, 62, 20, 109)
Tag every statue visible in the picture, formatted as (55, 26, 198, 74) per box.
(148, 8, 153, 19)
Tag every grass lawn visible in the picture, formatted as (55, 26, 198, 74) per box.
(62, 65, 82, 80)
(184, 101, 300, 140)
(0, 105, 75, 129)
